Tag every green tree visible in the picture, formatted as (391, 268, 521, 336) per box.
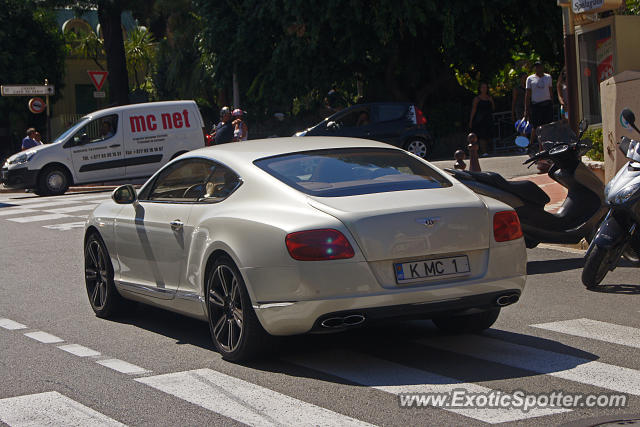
(195, 0, 562, 119)
(43, 0, 132, 106)
(125, 27, 156, 91)
(0, 0, 66, 155)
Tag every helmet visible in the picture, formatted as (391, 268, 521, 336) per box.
(220, 106, 231, 117)
(232, 109, 244, 117)
(516, 119, 532, 136)
(514, 118, 523, 132)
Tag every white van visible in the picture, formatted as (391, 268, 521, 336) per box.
(1, 100, 205, 195)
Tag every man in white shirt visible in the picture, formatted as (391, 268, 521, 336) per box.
(524, 61, 554, 149)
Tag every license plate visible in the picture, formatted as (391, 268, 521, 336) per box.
(394, 255, 470, 284)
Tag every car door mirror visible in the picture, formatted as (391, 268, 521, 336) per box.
(112, 184, 137, 204)
(327, 121, 339, 131)
(578, 120, 588, 133)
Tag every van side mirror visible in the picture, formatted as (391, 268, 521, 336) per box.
(74, 133, 89, 146)
(112, 184, 137, 204)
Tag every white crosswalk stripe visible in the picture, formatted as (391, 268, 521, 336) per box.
(43, 204, 99, 213)
(0, 208, 37, 217)
(97, 359, 150, 375)
(8, 213, 75, 223)
(414, 333, 640, 396)
(136, 368, 375, 427)
(0, 193, 109, 230)
(285, 350, 568, 423)
(532, 318, 640, 349)
(0, 391, 125, 426)
(42, 221, 87, 231)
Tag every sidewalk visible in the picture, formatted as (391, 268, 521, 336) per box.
(512, 173, 567, 214)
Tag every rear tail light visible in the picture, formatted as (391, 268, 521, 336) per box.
(285, 229, 355, 261)
(416, 108, 427, 125)
(493, 211, 523, 242)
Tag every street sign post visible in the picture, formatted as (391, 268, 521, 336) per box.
(28, 97, 46, 114)
(0, 85, 55, 96)
(87, 70, 108, 91)
(1, 80, 54, 141)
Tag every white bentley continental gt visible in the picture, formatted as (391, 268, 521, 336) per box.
(84, 137, 527, 361)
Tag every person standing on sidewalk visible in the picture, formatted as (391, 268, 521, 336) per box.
(557, 67, 569, 121)
(468, 82, 495, 157)
(21, 128, 41, 151)
(524, 61, 554, 150)
(511, 72, 527, 124)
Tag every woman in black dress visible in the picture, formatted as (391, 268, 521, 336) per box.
(469, 82, 495, 156)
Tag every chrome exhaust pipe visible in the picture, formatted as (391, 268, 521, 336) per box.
(320, 314, 366, 328)
(495, 293, 520, 307)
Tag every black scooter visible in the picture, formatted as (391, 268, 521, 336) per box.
(447, 121, 606, 248)
(582, 108, 640, 288)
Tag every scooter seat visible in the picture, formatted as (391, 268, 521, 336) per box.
(467, 171, 551, 206)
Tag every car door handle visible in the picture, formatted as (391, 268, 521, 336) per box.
(109, 144, 121, 148)
(170, 220, 183, 231)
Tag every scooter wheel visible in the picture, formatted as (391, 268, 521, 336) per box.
(582, 244, 615, 289)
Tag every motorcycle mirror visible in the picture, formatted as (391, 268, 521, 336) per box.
(619, 136, 631, 155)
(578, 120, 588, 133)
(515, 136, 529, 148)
(622, 108, 636, 126)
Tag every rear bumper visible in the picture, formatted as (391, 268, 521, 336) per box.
(0, 167, 38, 189)
(253, 274, 525, 336)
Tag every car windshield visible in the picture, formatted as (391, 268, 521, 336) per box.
(254, 148, 451, 197)
(52, 117, 90, 144)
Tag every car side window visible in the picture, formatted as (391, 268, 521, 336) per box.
(335, 107, 371, 128)
(199, 163, 241, 203)
(376, 104, 407, 123)
(146, 159, 216, 202)
(71, 114, 119, 145)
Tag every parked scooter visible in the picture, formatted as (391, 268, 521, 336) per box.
(447, 121, 607, 249)
(582, 108, 640, 288)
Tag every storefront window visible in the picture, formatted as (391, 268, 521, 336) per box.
(578, 25, 614, 124)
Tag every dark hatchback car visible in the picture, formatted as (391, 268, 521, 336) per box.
(295, 102, 433, 158)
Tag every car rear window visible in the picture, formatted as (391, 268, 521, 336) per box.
(254, 148, 452, 197)
(376, 104, 408, 122)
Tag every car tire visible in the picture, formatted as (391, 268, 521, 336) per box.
(37, 165, 70, 196)
(206, 255, 272, 362)
(84, 232, 128, 318)
(432, 308, 500, 333)
(404, 138, 432, 159)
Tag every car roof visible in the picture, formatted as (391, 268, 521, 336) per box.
(186, 137, 401, 164)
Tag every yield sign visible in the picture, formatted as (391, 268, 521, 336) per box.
(87, 70, 108, 91)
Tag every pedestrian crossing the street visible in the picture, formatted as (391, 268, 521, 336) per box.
(0, 193, 109, 231)
(1, 316, 639, 425)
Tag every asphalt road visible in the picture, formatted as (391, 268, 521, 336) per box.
(1, 191, 639, 426)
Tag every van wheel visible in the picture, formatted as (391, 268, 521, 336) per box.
(37, 166, 70, 196)
(404, 138, 432, 159)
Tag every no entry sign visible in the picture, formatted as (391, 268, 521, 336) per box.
(88, 70, 108, 91)
(28, 97, 46, 114)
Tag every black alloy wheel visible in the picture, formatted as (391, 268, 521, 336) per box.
(84, 233, 127, 317)
(206, 256, 271, 361)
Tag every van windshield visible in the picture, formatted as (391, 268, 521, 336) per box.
(53, 118, 90, 144)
